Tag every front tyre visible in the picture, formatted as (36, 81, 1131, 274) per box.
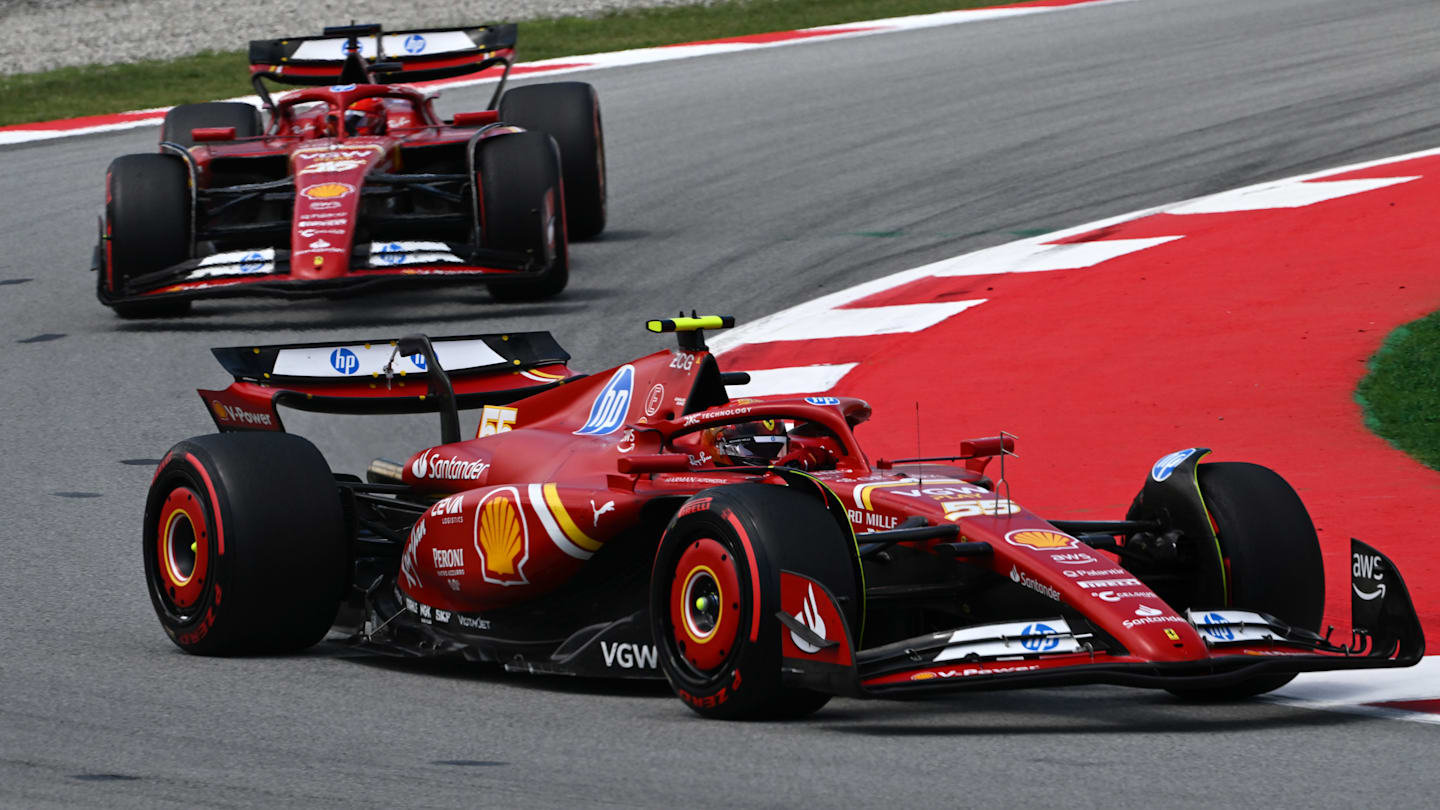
(650, 484, 847, 720)
(1167, 462, 1324, 700)
(143, 433, 347, 655)
(477, 132, 569, 301)
(101, 153, 192, 318)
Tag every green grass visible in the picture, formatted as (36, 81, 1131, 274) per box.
(1356, 312, 1440, 471)
(1, 0, 1008, 127)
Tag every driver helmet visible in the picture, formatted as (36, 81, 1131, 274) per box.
(701, 420, 789, 467)
(344, 98, 388, 136)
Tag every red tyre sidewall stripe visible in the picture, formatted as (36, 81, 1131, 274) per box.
(723, 509, 762, 643)
(184, 452, 225, 555)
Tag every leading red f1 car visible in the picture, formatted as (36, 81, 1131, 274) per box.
(142, 316, 1424, 718)
(97, 22, 605, 318)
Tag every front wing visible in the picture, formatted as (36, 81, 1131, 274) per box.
(783, 539, 1425, 698)
(95, 242, 549, 307)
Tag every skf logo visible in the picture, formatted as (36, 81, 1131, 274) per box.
(473, 487, 528, 586)
(1004, 529, 1079, 550)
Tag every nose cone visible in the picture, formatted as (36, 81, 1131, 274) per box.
(289, 141, 388, 278)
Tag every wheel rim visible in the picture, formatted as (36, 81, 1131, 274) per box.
(155, 487, 210, 611)
(670, 537, 741, 673)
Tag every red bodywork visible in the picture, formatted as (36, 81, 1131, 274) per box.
(197, 323, 1424, 694)
(136, 84, 534, 302)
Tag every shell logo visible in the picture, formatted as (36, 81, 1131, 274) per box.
(910, 671, 937, 681)
(473, 487, 528, 586)
(1005, 529, 1079, 550)
(211, 401, 228, 421)
(300, 182, 355, 200)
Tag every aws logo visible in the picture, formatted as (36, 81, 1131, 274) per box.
(473, 487, 529, 586)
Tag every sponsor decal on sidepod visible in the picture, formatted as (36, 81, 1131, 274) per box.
(575, 365, 634, 436)
(411, 450, 490, 481)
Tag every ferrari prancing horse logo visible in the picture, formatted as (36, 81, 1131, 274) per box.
(473, 487, 529, 586)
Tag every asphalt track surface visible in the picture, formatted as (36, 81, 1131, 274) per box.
(2, 0, 1439, 806)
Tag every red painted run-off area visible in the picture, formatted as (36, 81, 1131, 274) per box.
(726, 155, 1440, 639)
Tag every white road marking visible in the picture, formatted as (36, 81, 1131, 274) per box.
(725, 363, 859, 397)
(712, 237, 1181, 352)
(1167, 177, 1420, 214)
(1269, 656, 1440, 725)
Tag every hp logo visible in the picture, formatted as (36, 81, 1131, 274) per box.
(329, 348, 360, 375)
(1019, 623, 1059, 652)
(575, 365, 634, 436)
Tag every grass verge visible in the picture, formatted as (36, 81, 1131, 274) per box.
(1356, 312, 1440, 471)
(2, 0, 1014, 127)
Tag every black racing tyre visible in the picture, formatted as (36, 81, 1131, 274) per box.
(650, 484, 855, 720)
(498, 82, 606, 239)
(143, 433, 348, 655)
(1167, 462, 1325, 700)
(101, 153, 192, 318)
(162, 102, 263, 147)
(478, 131, 569, 301)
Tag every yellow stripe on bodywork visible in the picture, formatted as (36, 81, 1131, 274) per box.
(853, 478, 968, 510)
(542, 483, 603, 552)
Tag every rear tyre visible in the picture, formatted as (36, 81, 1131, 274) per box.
(162, 101, 263, 147)
(101, 153, 192, 318)
(650, 484, 852, 720)
(498, 82, 606, 239)
(143, 433, 348, 655)
(1166, 462, 1324, 700)
(478, 131, 569, 301)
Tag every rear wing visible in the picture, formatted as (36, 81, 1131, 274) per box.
(199, 331, 575, 436)
(249, 23, 517, 86)
(248, 22, 516, 112)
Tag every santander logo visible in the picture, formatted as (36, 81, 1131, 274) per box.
(410, 449, 490, 481)
(790, 584, 827, 654)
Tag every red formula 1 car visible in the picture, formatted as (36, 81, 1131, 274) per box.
(96, 22, 605, 318)
(142, 316, 1424, 719)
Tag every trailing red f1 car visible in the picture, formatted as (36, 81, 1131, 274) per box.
(143, 316, 1424, 719)
(97, 22, 605, 317)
